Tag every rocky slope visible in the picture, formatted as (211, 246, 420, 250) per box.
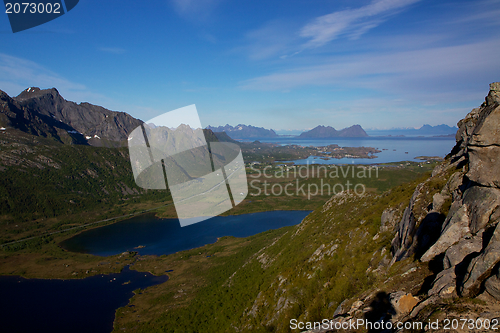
(13, 87, 143, 146)
(0, 90, 87, 145)
(320, 82, 500, 332)
(391, 82, 500, 301)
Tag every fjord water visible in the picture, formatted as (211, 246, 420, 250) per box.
(0, 266, 167, 333)
(249, 137, 456, 164)
(61, 210, 312, 257)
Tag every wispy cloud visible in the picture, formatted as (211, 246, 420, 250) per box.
(300, 0, 421, 49)
(441, 0, 500, 27)
(0, 53, 114, 106)
(0, 53, 86, 94)
(99, 47, 126, 54)
(239, 0, 421, 60)
(239, 38, 500, 103)
(240, 20, 300, 60)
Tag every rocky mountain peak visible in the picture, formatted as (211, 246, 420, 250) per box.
(486, 81, 500, 106)
(10, 88, 143, 146)
(15, 87, 60, 101)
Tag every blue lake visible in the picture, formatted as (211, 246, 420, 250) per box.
(0, 266, 167, 333)
(61, 210, 312, 257)
(2, 210, 311, 333)
(243, 137, 456, 164)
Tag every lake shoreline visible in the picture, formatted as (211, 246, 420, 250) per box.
(0, 159, 438, 280)
(60, 210, 313, 257)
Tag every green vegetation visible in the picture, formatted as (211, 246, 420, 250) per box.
(112, 174, 432, 333)
(241, 141, 380, 164)
(0, 126, 435, 248)
(0, 143, 169, 222)
(222, 161, 436, 216)
(0, 132, 172, 245)
(0, 129, 445, 332)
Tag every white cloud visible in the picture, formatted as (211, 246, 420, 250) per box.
(300, 0, 422, 48)
(239, 0, 421, 60)
(0, 53, 86, 95)
(239, 39, 500, 104)
(0, 53, 116, 107)
(241, 20, 300, 60)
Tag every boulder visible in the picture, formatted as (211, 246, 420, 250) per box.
(348, 300, 364, 314)
(441, 172, 463, 196)
(456, 107, 481, 148)
(461, 222, 500, 297)
(468, 104, 500, 147)
(432, 193, 448, 213)
(428, 268, 457, 298)
(393, 294, 419, 314)
(465, 88, 500, 188)
(463, 186, 500, 233)
(443, 235, 483, 269)
(484, 270, 500, 300)
(391, 185, 423, 261)
(421, 203, 470, 262)
(380, 208, 398, 233)
(467, 145, 500, 189)
(486, 82, 500, 106)
(333, 299, 348, 317)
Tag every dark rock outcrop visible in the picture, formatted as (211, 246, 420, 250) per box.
(14, 87, 143, 146)
(0, 89, 87, 144)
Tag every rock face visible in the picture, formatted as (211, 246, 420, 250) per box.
(391, 82, 500, 300)
(0, 89, 87, 144)
(13, 87, 143, 146)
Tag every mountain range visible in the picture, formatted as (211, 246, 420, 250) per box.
(367, 124, 458, 137)
(2, 88, 373, 142)
(1, 87, 143, 147)
(206, 124, 278, 139)
(298, 124, 368, 138)
(207, 124, 370, 139)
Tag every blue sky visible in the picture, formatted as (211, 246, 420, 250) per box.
(1, 0, 499, 130)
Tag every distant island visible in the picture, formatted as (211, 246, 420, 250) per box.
(205, 124, 277, 139)
(298, 124, 368, 138)
(366, 124, 458, 137)
(207, 124, 369, 139)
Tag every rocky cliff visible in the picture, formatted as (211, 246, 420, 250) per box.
(320, 83, 500, 332)
(391, 82, 500, 302)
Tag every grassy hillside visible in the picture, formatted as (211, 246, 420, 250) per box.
(0, 129, 171, 247)
(0, 127, 435, 249)
(112, 173, 431, 332)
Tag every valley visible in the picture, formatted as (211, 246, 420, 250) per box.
(0, 84, 499, 333)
